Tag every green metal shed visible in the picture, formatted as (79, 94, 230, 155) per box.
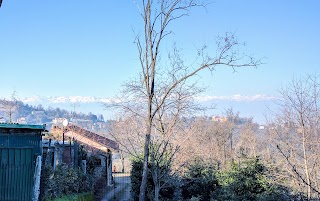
(0, 123, 45, 201)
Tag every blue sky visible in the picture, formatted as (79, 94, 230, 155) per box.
(0, 1, 319, 122)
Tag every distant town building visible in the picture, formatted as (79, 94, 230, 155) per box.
(16, 117, 27, 124)
(52, 118, 70, 128)
(32, 111, 45, 115)
(212, 116, 227, 122)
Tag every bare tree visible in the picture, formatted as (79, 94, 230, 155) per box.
(110, 76, 205, 200)
(271, 74, 320, 199)
(236, 122, 258, 158)
(175, 114, 238, 171)
(109, 1, 261, 200)
(108, 116, 146, 159)
(148, 79, 206, 200)
(0, 91, 18, 123)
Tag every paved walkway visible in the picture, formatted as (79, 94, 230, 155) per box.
(101, 173, 131, 201)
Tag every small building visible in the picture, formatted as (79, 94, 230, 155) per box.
(212, 116, 227, 122)
(50, 123, 119, 186)
(16, 117, 27, 124)
(0, 123, 46, 201)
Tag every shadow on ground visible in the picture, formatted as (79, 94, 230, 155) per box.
(101, 173, 131, 201)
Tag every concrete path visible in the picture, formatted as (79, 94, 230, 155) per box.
(101, 173, 131, 201)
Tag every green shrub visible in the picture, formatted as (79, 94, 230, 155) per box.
(130, 158, 176, 201)
(130, 159, 155, 201)
(181, 158, 219, 200)
(217, 157, 268, 201)
(43, 164, 94, 200)
(181, 157, 289, 201)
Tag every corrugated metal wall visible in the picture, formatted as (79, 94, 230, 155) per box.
(0, 148, 35, 201)
(0, 134, 42, 155)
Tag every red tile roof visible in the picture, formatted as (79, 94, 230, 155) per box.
(64, 124, 119, 151)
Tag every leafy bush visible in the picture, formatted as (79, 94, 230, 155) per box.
(130, 158, 176, 201)
(93, 172, 108, 200)
(131, 156, 299, 200)
(131, 159, 155, 201)
(217, 157, 271, 201)
(181, 158, 219, 200)
(43, 164, 93, 200)
(181, 157, 289, 201)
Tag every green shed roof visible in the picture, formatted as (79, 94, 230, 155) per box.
(0, 123, 46, 130)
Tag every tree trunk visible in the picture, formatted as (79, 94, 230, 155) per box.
(300, 114, 311, 200)
(121, 156, 125, 173)
(223, 144, 227, 166)
(154, 182, 160, 201)
(230, 132, 234, 162)
(302, 129, 311, 199)
(140, 37, 155, 200)
(152, 167, 160, 201)
(139, 129, 151, 201)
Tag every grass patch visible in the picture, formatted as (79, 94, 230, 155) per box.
(48, 192, 94, 201)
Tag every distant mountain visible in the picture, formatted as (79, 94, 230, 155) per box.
(19, 94, 277, 104)
(16, 94, 278, 124)
(20, 96, 113, 104)
(0, 100, 104, 126)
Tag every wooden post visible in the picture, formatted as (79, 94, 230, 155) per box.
(33, 155, 42, 201)
(73, 140, 79, 168)
(53, 142, 61, 171)
(81, 160, 87, 175)
(106, 150, 113, 186)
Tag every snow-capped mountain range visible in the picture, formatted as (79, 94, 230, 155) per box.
(13, 94, 277, 124)
(19, 94, 277, 104)
(20, 96, 113, 104)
